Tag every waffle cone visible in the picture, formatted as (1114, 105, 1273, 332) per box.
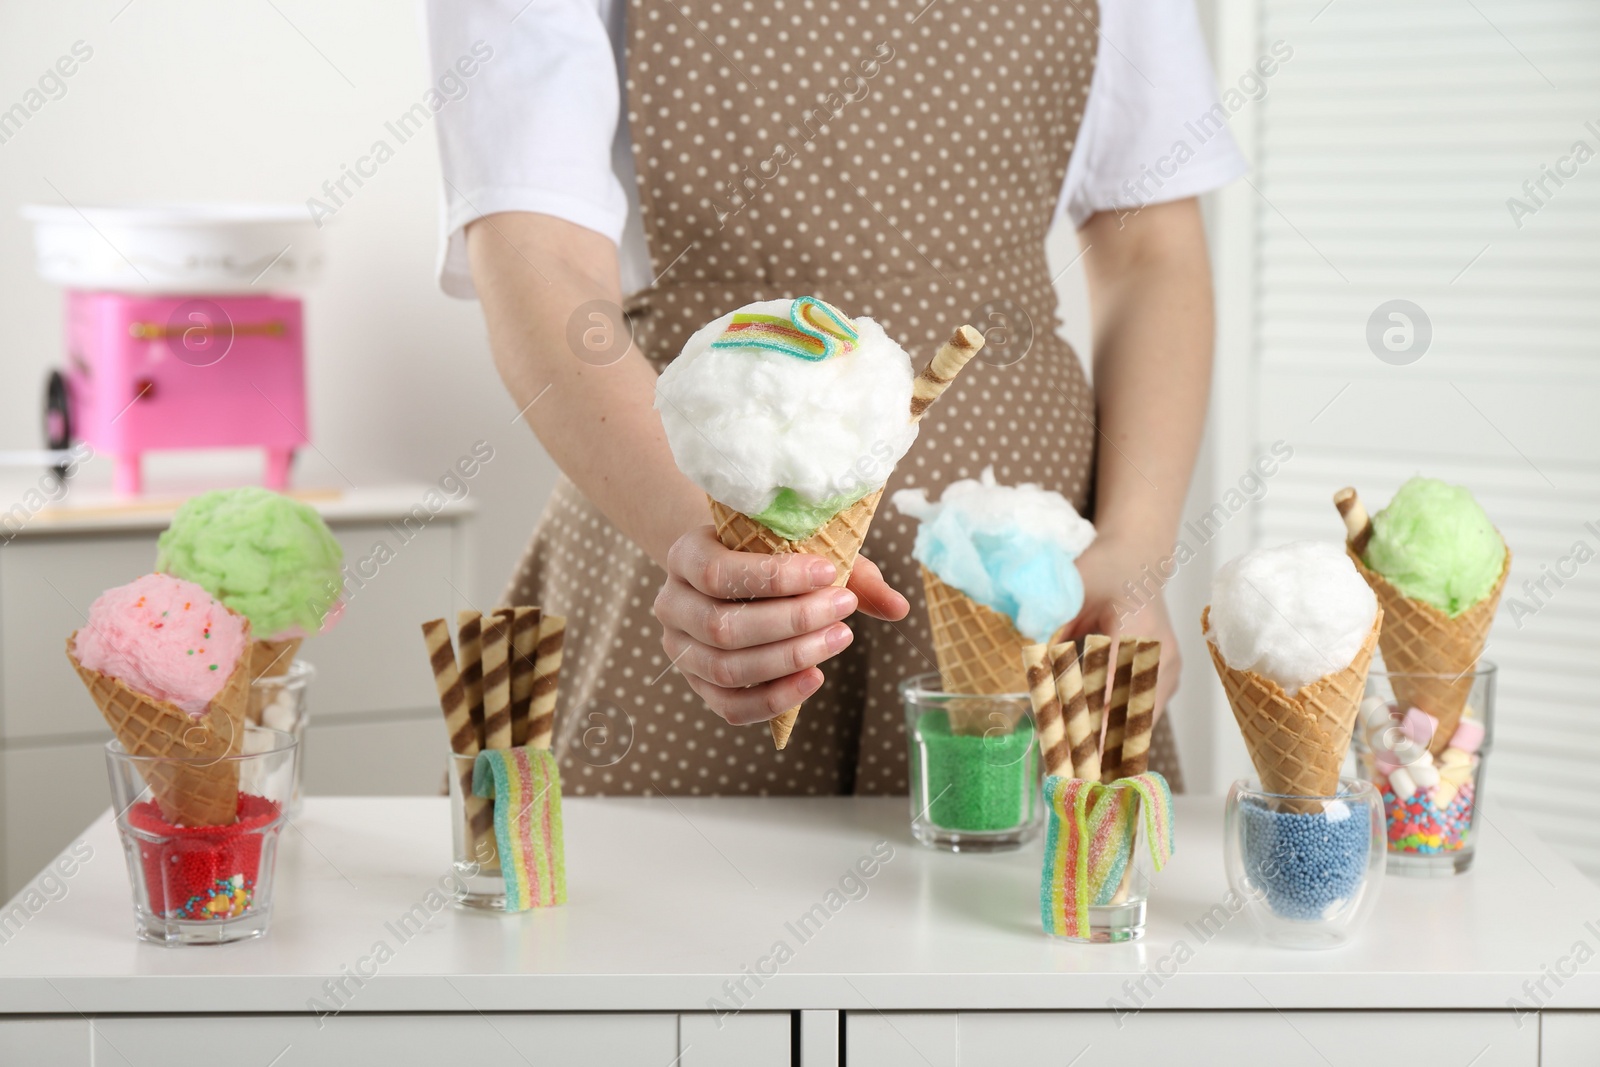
(67, 635, 252, 827)
(249, 637, 302, 682)
(1348, 548, 1507, 755)
(709, 489, 883, 749)
(1203, 606, 1382, 813)
(920, 566, 1029, 697)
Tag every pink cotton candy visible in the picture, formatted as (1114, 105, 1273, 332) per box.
(72, 574, 248, 717)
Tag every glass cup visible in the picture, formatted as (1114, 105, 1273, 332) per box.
(1351, 663, 1495, 876)
(106, 725, 298, 945)
(1225, 777, 1385, 949)
(249, 660, 313, 815)
(447, 750, 504, 909)
(1043, 779, 1155, 944)
(901, 673, 1042, 852)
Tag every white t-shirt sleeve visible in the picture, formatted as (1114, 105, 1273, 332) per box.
(1059, 0, 1250, 228)
(423, 0, 627, 298)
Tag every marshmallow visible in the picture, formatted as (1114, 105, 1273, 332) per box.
(1361, 695, 1394, 733)
(1448, 718, 1486, 755)
(1435, 782, 1459, 808)
(1389, 767, 1417, 799)
(1409, 760, 1440, 789)
(1391, 735, 1430, 767)
(1400, 707, 1439, 749)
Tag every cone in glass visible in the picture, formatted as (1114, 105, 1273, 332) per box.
(711, 323, 985, 749)
(66, 627, 253, 827)
(920, 565, 1030, 701)
(1334, 487, 1508, 754)
(248, 636, 302, 682)
(1202, 605, 1382, 813)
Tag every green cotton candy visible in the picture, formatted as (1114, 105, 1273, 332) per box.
(156, 487, 344, 639)
(1364, 477, 1505, 617)
(753, 485, 871, 542)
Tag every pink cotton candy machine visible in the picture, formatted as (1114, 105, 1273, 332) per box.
(22, 204, 325, 496)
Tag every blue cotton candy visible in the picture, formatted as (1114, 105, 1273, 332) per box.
(895, 469, 1093, 643)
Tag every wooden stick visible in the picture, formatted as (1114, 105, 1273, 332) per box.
(456, 610, 485, 750)
(421, 619, 477, 757)
(528, 614, 566, 751)
(1333, 487, 1374, 557)
(1117, 639, 1161, 778)
(481, 614, 513, 750)
(909, 325, 984, 423)
(1052, 642, 1100, 783)
(1100, 639, 1138, 784)
(1023, 644, 1069, 777)
(1080, 634, 1112, 738)
(506, 606, 541, 747)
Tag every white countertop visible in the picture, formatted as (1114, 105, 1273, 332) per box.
(6, 484, 472, 537)
(2, 796, 1595, 1015)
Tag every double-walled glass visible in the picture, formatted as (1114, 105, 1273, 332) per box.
(1225, 777, 1385, 949)
(901, 673, 1042, 852)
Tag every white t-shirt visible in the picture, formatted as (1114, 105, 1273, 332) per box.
(425, 0, 1248, 299)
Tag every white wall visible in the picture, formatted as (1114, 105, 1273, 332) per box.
(0, 0, 550, 610)
(0, 0, 1232, 791)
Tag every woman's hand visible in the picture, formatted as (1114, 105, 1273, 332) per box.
(654, 526, 909, 725)
(1057, 536, 1183, 720)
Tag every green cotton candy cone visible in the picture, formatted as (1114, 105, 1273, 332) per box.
(1363, 477, 1505, 617)
(156, 487, 344, 639)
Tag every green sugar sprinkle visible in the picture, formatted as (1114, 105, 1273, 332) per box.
(916, 710, 1037, 832)
(208, 664, 218, 670)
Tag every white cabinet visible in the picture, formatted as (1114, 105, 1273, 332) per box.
(82, 1013, 794, 1066)
(0, 1017, 90, 1066)
(679, 1012, 792, 1066)
(844, 1011, 1540, 1066)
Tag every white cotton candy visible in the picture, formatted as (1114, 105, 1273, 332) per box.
(1206, 541, 1378, 696)
(653, 300, 918, 516)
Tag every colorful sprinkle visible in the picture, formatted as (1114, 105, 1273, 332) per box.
(1380, 781, 1475, 854)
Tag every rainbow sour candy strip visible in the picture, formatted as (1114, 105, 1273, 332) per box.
(472, 746, 567, 910)
(709, 295, 858, 362)
(1041, 771, 1175, 938)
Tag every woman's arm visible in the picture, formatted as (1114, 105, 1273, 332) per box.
(1062, 196, 1215, 713)
(466, 211, 706, 566)
(466, 212, 907, 722)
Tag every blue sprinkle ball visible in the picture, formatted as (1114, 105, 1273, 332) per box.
(1241, 798, 1371, 921)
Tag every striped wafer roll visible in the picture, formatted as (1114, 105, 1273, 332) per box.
(1333, 487, 1373, 557)
(1022, 644, 1070, 777)
(1051, 642, 1100, 783)
(506, 606, 541, 746)
(421, 619, 477, 757)
(1080, 634, 1112, 736)
(909, 325, 984, 423)
(1117, 639, 1161, 777)
(1100, 639, 1138, 783)
(481, 614, 513, 749)
(423, 618, 495, 865)
(528, 613, 566, 750)
(457, 610, 486, 749)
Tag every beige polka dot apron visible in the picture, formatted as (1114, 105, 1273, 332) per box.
(503, 0, 1184, 796)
